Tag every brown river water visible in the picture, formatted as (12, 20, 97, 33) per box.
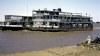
(0, 24, 100, 53)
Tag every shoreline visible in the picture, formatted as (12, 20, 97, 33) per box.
(0, 45, 100, 56)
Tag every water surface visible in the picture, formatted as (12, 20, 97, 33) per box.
(0, 25, 100, 53)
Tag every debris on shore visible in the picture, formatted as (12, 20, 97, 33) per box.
(76, 35, 100, 52)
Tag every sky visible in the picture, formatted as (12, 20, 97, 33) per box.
(0, 0, 100, 22)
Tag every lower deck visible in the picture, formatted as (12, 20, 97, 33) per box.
(0, 22, 93, 31)
(29, 23, 93, 31)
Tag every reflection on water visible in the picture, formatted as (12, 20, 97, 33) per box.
(0, 29, 99, 53)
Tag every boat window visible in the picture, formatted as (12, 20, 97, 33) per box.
(54, 16, 58, 19)
(49, 22, 58, 26)
(47, 16, 49, 19)
(59, 16, 62, 19)
(42, 21, 47, 25)
(64, 17, 67, 19)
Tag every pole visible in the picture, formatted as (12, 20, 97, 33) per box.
(25, 0, 29, 27)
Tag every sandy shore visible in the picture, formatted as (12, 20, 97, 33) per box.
(0, 45, 100, 56)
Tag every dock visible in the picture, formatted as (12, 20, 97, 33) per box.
(0, 25, 23, 31)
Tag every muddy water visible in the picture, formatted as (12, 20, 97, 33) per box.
(0, 28, 99, 53)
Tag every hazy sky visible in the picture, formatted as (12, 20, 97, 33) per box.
(0, 0, 99, 22)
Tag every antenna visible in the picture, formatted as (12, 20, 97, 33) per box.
(86, 13, 87, 17)
(25, 0, 29, 27)
(26, 0, 28, 16)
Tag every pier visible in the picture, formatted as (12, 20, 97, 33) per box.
(0, 25, 23, 31)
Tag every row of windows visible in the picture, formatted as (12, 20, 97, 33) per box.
(33, 15, 90, 21)
(33, 16, 70, 19)
(33, 11, 59, 15)
(34, 21, 92, 27)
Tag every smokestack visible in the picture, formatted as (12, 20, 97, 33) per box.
(58, 8, 61, 12)
(53, 9, 56, 11)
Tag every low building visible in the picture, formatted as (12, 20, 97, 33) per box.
(5, 15, 32, 27)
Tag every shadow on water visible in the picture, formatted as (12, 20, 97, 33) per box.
(0, 30, 99, 54)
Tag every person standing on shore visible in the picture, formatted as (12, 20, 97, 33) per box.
(86, 35, 92, 45)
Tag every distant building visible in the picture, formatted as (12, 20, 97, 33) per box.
(5, 15, 32, 27)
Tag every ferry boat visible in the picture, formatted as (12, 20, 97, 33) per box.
(32, 8, 93, 31)
(4, 8, 93, 31)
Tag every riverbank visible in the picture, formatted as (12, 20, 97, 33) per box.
(0, 45, 100, 56)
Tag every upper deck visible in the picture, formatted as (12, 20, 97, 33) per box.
(32, 8, 91, 19)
